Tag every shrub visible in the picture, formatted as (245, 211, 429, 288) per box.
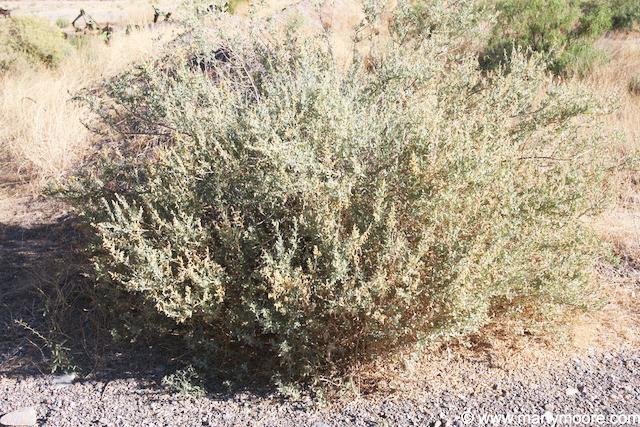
(0, 16, 73, 72)
(56, 17, 70, 29)
(609, 0, 640, 30)
(480, 0, 612, 76)
(59, 0, 619, 385)
(629, 76, 640, 95)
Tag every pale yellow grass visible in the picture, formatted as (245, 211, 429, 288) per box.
(0, 26, 177, 195)
(5, 1, 178, 27)
(588, 33, 640, 259)
(591, 33, 640, 152)
(247, 0, 371, 67)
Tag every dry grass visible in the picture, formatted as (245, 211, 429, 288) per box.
(591, 33, 640, 154)
(588, 33, 640, 260)
(0, 25, 177, 196)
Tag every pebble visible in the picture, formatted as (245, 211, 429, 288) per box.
(566, 387, 580, 396)
(53, 374, 76, 390)
(0, 407, 37, 426)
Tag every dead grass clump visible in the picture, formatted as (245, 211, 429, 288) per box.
(587, 33, 640, 262)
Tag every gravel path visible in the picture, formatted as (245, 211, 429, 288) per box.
(0, 349, 639, 426)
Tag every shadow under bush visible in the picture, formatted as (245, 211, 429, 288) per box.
(57, 0, 622, 389)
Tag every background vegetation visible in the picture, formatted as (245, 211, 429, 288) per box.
(481, 0, 640, 75)
(0, 16, 73, 72)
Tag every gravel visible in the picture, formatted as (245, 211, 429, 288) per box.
(0, 349, 638, 426)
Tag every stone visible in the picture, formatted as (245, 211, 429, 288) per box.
(566, 387, 580, 396)
(53, 373, 76, 389)
(0, 406, 37, 426)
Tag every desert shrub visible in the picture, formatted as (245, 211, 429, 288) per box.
(227, 0, 248, 14)
(59, 0, 619, 385)
(629, 76, 640, 95)
(481, 0, 612, 75)
(608, 0, 640, 29)
(56, 18, 70, 29)
(0, 16, 73, 72)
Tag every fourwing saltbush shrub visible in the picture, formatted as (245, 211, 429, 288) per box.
(60, 0, 618, 383)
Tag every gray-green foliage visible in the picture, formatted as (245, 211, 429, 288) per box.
(162, 366, 206, 399)
(0, 16, 73, 72)
(61, 0, 618, 382)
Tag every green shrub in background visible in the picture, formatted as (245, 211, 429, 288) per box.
(609, 0, 640, 29)
(0, 16, 73, 72)
(59, 0, 620, 387)
(56, 17, 70, 29)
(629, 76, 640, 95)
(481, 0, 612, 76)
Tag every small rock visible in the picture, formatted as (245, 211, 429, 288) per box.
(53, 373, 76, 389)
(0, 407, 37, 426)
(566, 387, 580, 396)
